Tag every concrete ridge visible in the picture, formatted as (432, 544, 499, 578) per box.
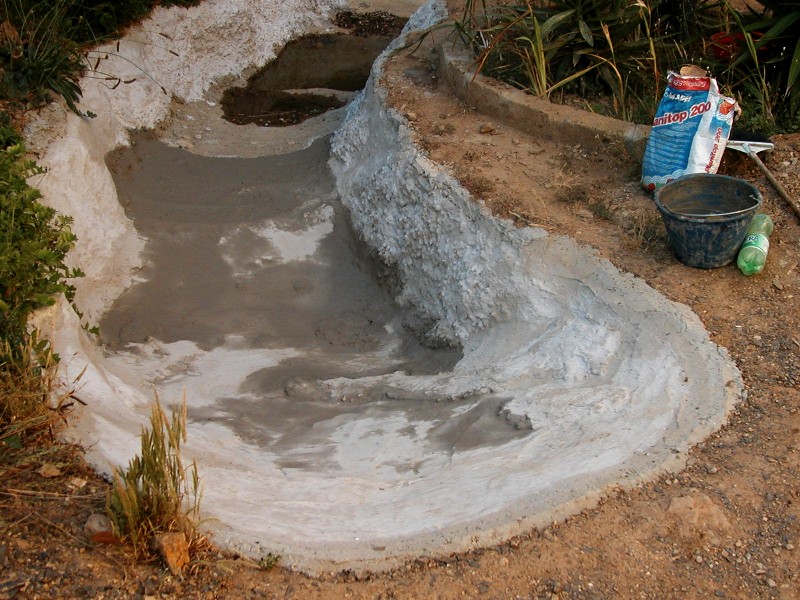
(437, 37, 650, 160)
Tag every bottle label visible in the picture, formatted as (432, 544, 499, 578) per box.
(741, 233, 769, 254)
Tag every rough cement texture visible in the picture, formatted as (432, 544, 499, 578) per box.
(32, 0, 743, 576)
(26, 0, 348, 320)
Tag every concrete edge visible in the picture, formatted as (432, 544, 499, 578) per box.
(437, 37, 650, 161)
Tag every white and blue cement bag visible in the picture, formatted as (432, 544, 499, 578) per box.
(642, 68, 739, 192)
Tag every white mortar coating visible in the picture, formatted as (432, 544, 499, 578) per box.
(29, 0, 743, 575)
(27, 0, 347, 320)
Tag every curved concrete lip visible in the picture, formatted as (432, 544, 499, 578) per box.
(30, 0, 742, 574)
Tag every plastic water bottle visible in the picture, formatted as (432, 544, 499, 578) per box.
(737, 213, 774, 276)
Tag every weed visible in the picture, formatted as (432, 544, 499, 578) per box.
(626, 210, 666, 248)
(587, 200, 614, 220)
(554, 184, 589, 204)
(257, 553, 281, 570)
(0, 331, 58, 461)
(452, 1, 798, 132)
(107, 396, 202, 558)
(0, 0, 87, 113)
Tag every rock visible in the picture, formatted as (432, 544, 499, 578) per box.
(479, 123, 496, 134)
(38, 463, 61, 478)
(666, 492, 732, 546)
(154, 531, 190, 576)
(84, 514, 118, 545)
(68, 477, 87, 489)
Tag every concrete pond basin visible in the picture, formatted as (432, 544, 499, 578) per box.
(28, 0, 742, 574)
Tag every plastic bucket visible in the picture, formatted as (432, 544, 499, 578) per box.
(654, 173, 762, 269)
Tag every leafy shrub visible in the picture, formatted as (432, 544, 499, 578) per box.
(0, 0, 203, 114)
(0, 331, 59, 461)
(455, 0, 798, 132)
(68, 0, 202, 42)
(0, 128, 81, 345)
(455, 0, 723, 120)
(107, 397, 202, 557)
(719, 0, 800, 131)
(0, 0, 86, 112)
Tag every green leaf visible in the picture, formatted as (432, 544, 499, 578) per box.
(578, 18, 594, 47)
(1, 434, 23, 450)
(540, 9, 576, 37)
(787, 37, 800, 92)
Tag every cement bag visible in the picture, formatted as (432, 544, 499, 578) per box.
(641, 67, 739, 192)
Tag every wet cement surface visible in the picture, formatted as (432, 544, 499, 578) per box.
(42, 0, 742, 572)
(101, 132, 531, 464)
(221, 32, 396, 126)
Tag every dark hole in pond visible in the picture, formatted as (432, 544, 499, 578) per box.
(221, 12, 406, 127)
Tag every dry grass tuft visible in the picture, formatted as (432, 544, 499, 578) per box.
(0, 332, 72, 468)
(106, 395, 203, 559)
(626, 210, 667, 249)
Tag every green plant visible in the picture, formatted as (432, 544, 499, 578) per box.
(0, 330, 58, 460)
(0, 138, 82, 345)
(0, 0, 87, 113)
(626, 209, 665, 248)
(452, 1, 793, 126)
(720, 0, 800, 129)
(107, 396, 202, 557)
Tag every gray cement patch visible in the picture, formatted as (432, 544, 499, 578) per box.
(36, 0, 743, 576)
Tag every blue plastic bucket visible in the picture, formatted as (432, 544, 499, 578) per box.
(654, 174, 762, 269)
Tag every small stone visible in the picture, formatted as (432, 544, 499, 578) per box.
(527, 143, 545, 155)
(705, 465, 719, 474)
(767, 579, 777, 588)
(406, 111, 418, 121)
(695, 555, 704, 563)
(772, 278, 784, 290)
(155, 531, 190, 576)
(84, 514, 118, 544)
(38, 463, 61, 478)
(68, 477, 87, 489)
(785, 543, 794, 550)
(84, 513, 111, 536)
(479, 123, 496, 134)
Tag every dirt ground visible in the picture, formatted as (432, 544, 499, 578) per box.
(3, 7, 800, 600)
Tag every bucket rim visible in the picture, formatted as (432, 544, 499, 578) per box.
(654, 173, 763, 221)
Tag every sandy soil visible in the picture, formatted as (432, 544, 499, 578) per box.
(3, 5, 800, 600)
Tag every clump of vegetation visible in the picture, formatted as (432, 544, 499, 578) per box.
(0, 0, 86, 112)
(625, 209, 666, 248)
(0, 112, 81, 467)
(720, 0, 800, 133)
(107, 396, 203, 558)
(0, 121, 81, 343)
(0, 0, 208, 568)
(0, 332, 63, 463)
(0, 0, 201, 115)
(453, 0, 799, 133)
